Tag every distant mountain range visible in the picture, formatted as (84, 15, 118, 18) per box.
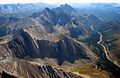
(0, 3, 55, 17)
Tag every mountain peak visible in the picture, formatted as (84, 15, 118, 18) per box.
(44, 7, 51, 11)
(42, 7, 54, 16)
(59, 4, 76, 14)
(60, 4, 74, 10)
(60, 3, 71, 8)
(42, 7, 52, 14)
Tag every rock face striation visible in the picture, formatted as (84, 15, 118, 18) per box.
(0, 34, 84, 78)
(0, 22, 98, 77)
(0, 58, 82, 78)
(7, 27, 97, 65)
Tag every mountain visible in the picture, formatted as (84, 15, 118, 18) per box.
(31, 4, 74, 26)
(31, 4, 102, 36)
(0, 3, 118, 78)
(0, 21, 111, 78)
(0, 3, 54, 13)
(0, 3, 55, 17)
(76, 3, 120, 21)
(54, 4, 76, 15)
(8, 26, 97, 65)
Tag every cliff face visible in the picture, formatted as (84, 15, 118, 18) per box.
(0, 38, 83, 78)
(8, 27, 97, 65)
(0, 22, 97, 78)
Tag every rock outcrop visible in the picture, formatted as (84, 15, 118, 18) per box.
(0, 57, 82, 78)
(7, 27, 97, 65)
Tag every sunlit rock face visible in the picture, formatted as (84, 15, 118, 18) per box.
(0, 58, 82, 78)
(8, 27, 97, 65)
(0, 28, 93, 78)
(0, 39, 83, 78)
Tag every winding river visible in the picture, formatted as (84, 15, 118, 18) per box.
(91, 25, 120, 68)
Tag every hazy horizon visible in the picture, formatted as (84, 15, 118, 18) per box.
(0, 0, 120, 4)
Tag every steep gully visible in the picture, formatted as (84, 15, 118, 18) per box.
(91, 25, 120, 68)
